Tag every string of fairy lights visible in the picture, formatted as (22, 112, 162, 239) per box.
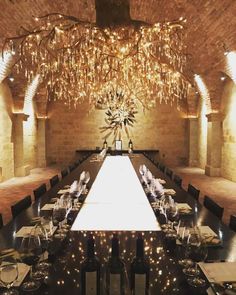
(3, 13, 189, 111)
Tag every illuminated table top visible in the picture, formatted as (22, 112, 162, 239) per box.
(71, 156, 160, 231)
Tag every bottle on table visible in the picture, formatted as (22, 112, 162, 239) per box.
(130, 235, 150, 295)
(81, 235, 101, 295)
(106, 234, 126, 295)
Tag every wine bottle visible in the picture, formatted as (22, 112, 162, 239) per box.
(130, 236, 149, 295)
(81, 236, 100, 295)
(106, 234, 126, 295)
(128, 139, 133, 150)
(103, 139, 108, 149)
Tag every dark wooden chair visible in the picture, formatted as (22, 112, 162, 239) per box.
(173, 175, 182, 187)
(203, 195, 224, 220)
(0, 213, 3, 229)
(11, 195, 32, 218)
(187, 184, 200, 201)
(61, 169, 68, 178)
(50, 175, 59, 188)
(229, 215, 236, 232)
(159, 163, 165, 173)
(33, 183, 47, 200)
(69, 164, 76, 172)
(75, 159, 81, 167)
(165, 168, 173, 179)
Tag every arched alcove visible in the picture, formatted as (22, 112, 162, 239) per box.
(220, 75, 236, 181)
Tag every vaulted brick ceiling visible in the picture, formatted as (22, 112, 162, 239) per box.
(0, 0, 235, 113)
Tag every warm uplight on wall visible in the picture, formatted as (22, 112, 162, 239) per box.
(194, 74, 211, 113)
(226, 51, 236, 84)
(23, 74, 41, 115)
(0, 51, 14, 83)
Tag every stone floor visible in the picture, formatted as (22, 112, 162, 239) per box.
(0, 164, 236, 227)
(172, 166, 236, 226)
(0, 166, 61, 225)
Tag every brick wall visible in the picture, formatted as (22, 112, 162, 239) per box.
(0, 81, 14, 181)
(46, 99, 188, 167)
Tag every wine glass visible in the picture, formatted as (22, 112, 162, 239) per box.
(36, 219, 52, 271)
(82, 171, 90, 194)
(177, 222, 194, 268)
(19, 232, 42, 292)
(52, 201, 67, 238)
(0, 256, 19, 295)
(183, 227, 208, 287)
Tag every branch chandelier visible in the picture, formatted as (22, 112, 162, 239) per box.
(3, 13, 188, 110)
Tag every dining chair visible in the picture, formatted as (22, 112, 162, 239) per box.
(33, 183, 47, 200)
(187, 184, 200, 201)
(229, 215, 236, 232)
(173, 175, 182, 187)
(165, 168, 173, 179)
(159, 163, 166, 173)
(203, 195, 224, 220)
(61, 169, 69, 178)
(75, 159, 81, 167)
(11, 195, 32, 218)
(0, 213, 3, 229)
(50, 175, 59, 188)
(69, 164, 76, 172)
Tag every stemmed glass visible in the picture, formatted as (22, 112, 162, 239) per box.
(183, 227, 208, 287)
(52, 201, 67, 239)
(177, 223, 194, 268)
(0, 256, 19, 295)
(161, 199, 179, 233)
(82, 171, 90, 193)
(19, 232, 42, 292)
(36, 219, 52, 271)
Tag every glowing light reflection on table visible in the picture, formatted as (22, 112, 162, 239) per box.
(71, 156, 160, 231)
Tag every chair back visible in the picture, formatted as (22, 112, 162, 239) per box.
(61, 169, 68, 178)
(69, 164, 76, 172)
(50, 175, 59, 188)
(203, 195, 224, 220)
(11, 195, 32, 218)
(229, 215, 236, 232)
(187, 184, 200, 201)
(159, 163, 165, 173)
(0, 213, 3, 229)
(33, 183, 47, 200)
(173, 175, 182, 187)
(165, 168, 173, 179)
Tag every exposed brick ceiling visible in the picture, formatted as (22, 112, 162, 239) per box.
(0, 0, 235, 114)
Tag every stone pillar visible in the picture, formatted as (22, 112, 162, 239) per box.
(37, 117, 47, 167)
(188, 117, 198, 166)
(205, 113, 222, 176)
(13, 113, 30, 176)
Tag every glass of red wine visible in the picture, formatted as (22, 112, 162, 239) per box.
(19, 232, 43, 292)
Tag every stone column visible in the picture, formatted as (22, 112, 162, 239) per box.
(37, 117, 47, 167)
(205, 113, 222, 176)
(188, 117, 198, 166)
(13, 113, 30, 176)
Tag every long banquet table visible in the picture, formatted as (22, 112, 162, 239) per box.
(0, 153, 236, 295)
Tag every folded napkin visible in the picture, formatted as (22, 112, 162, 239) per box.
(15, 225, 57, 238)
(163, 188, 176, 195)
(177, 203, 192, 214)
(199, 262, 236, 283)
(199, 226, 221, 245)
(40, 203, 55, 211)
(58, 188, 70, 194)
(157, 178, 166, 185)
(0, 263, 30, 287)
